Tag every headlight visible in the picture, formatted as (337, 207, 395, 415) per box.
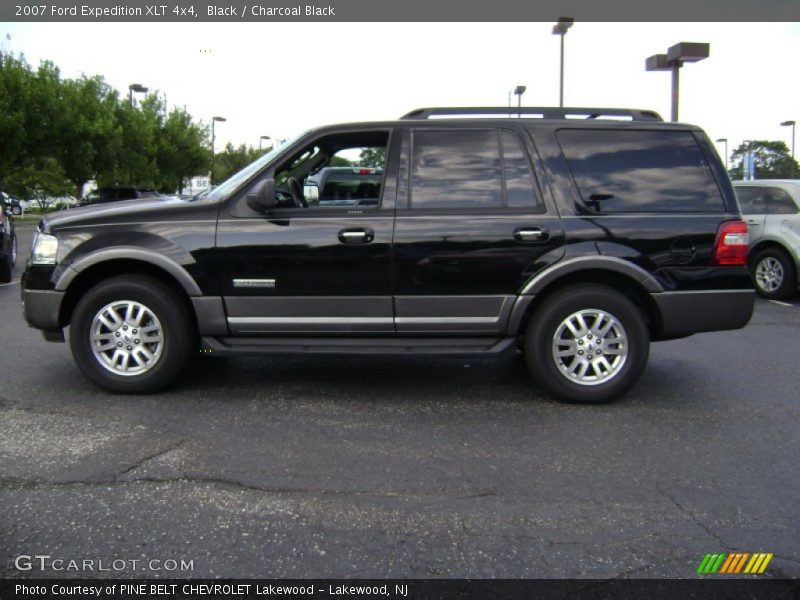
(31, 232, 59, 265)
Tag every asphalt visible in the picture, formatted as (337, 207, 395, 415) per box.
(0, 223, 798, 579)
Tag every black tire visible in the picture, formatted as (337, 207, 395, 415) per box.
(524, 284, 650, 404)
(69, 275, 194, 393)
(750, 247, 796, 300)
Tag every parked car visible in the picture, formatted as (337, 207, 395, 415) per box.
(21, 106, 754, 403)
(0, 196, 17, 282)
(1, 192, 23, 216)
(304, 166, 384, 207)
(77, 186, 160, 207)
(733, 180, 800, 299)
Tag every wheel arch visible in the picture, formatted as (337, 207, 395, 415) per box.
(510, 268, 664, 342)
(57, 258, 198, 332)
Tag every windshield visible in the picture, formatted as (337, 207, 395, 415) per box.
(205, 134, 305, 203)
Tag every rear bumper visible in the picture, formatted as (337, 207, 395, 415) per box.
(21, 288, 65, 333)
(652, 289, 755, 337)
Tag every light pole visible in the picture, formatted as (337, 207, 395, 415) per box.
(259, 135, 271, 150)
(552, 17, 574, 108)
(128, 83, 148, 107)
(781, 120, 796, 178)
(211, 116, 226, 183)
(715, 138, 728, 171)
(513, 85, 526, 117)
(646, 42, 709, 122)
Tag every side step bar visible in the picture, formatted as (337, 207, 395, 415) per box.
(200, 336, 518, 357)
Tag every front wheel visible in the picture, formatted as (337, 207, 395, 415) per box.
(524, 284, 650, 404)
(69, 275, 193, 393)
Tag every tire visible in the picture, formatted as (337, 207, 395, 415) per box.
(69, 275, 194, 393)
(524, 284, 650, 404)
(750, 247, 796, 300)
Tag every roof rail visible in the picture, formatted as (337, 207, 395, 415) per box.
(400, 107, 663, 122)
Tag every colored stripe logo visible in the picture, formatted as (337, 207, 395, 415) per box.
(697, 552, 773, 574)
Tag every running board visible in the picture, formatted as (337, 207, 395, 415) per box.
(200, 336, 517, 357)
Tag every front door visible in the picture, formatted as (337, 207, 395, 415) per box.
(214, 129, 398, 335)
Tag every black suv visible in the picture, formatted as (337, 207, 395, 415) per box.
(21, 107, 755, 403)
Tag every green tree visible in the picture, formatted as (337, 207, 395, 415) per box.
(157, 107, 209, 193)
(213, 143, 263, 183)
(729, 140, 799, 180)
(358, 147, 386, 168)
(0, 55, 36, 194)
(5, 158, 74, 211)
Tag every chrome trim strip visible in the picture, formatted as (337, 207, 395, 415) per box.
(228, 317, 394, 325)
(233, 278, 276, 288)
(519, 256, 664, 295)
(395, 317, 499, 324)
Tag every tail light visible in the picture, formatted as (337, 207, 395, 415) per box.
(712, 220, 749, 266)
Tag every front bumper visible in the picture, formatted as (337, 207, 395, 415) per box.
(21, 288, 65, 335)
(652, 289, 755, 338)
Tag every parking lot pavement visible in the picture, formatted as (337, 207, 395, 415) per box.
(1, 224, 798, 579)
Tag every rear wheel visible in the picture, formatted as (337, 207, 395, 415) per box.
(69, 275, 193, 393)
(751, 247, 796, 300)
(524, 284, 650, 404)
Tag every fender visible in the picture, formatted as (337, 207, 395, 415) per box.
(505, 256, 664, 335)
(54, 246, 203, 296)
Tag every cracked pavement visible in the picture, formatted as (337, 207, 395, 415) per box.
(1, 225, 799, 579)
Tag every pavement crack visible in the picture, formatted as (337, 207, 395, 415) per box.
(113, 439, 187, 480)
(656, 484, 732, 551)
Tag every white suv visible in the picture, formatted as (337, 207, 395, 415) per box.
(734, 180, 800, 299)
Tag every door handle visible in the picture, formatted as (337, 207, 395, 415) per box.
(514, 227, 548, 242)
(746, 220, 760, 225)
(338, 228, 374, 244)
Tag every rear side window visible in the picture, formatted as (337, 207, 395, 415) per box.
(558, 129, 724, 213)
(735, 187, 766, 214)
(766, 187, 799, 215)
(500, 131, 540, 208)
(411, 129, 502, 209)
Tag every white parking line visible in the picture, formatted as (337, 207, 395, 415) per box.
(0, 280, 20, 287)
(769, 300, 795, 308)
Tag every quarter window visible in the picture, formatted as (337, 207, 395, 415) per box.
(766, 187, 799, 215)
(558, 129, 725, 213)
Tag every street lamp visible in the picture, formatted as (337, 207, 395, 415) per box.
(513, 85, 526, 117)
(646, 42, 709, 122)
(259, 135, 271, 150)
(552, 17, 574, 108)
(211, 116, 226, 183)
(781, 120, 796, 178)
(715, 138, 728, 170)
(128, 83, 148, 107)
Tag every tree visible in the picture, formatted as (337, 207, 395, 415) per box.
(5, 158, 74, 211)
(358, 147, 386, 169)
(729, 140, 799, 180)
(213, 143, 263, 183)
(157, 107, 209, 193)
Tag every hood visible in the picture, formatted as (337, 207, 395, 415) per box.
(43, 196, 199, 233)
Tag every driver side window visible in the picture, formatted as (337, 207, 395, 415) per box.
(272, 131, 389, 210)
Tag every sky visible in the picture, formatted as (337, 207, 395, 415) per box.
(2, 22, 799, 166)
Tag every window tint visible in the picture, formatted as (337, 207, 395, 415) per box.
(500, 131, 540, 208)
(735, 187, 766, 215)
(411, 129, 502, 209)
(766, 187, 799, 215)
(558, 129, 724, 213)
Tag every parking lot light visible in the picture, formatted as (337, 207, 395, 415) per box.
(781, 120, 796, 178)
(211, 116, 227, 183)
(716, 138, 728, 170)
(128, 83, 148, 107)
(646, 42, 709, 121)
(259, 135, 271, 150)
(513, 85, 526, 117)
(552, 17, 574, 107)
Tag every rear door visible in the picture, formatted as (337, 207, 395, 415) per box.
(736, 185, 767, 244)
(391, 125, 565, 335)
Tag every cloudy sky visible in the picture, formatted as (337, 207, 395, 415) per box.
(3, 22, 799, 165)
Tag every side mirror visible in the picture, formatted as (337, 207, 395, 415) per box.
(246, 179, 277, 212)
